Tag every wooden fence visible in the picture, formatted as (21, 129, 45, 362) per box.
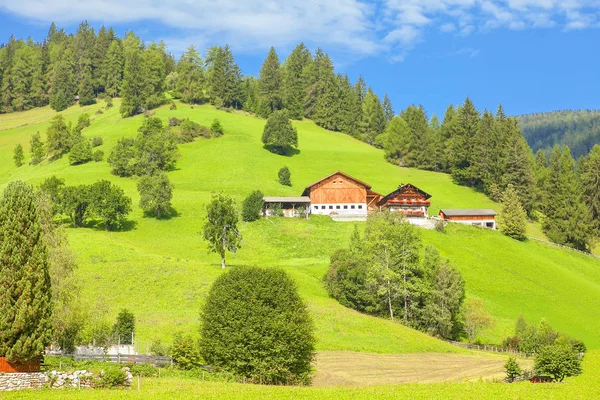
(57, 354, 173, 366)
(445, 341, 535, 358)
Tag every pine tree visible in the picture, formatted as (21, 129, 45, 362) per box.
(542, 146, 594, 251)
(77, 56, 95, 106)
(49, 48, 74, 112)
(103, 40, 124, 97)
(258, 47, 283, 117)
(142, 43, 167, 109)
(451, 97, 480, 186)
(581, 144, 600, 227)
(377, 116, 411, 165)
(400, 104, 431, 168)
(439, 105, 457, 173)
(360, 89, 386, 145)
(176, 45, 204, 104)
(383, 94, 394, 124)
(13, 144, 24, 167)
(120, 33, 145, 117)
(498, 184, 528, 240)
(0, 181, 52, 362)
(283, 43, 311, 120)
(93, 26, 114, 93)
(30, 132, 45, 164)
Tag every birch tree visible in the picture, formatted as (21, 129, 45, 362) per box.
(203, 193, 242, 269)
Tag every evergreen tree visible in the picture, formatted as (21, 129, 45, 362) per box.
(202, 193, 242, 269)
(46, 114, 72, 157)
(137, 172, 173, 218)
(337, 74, 360, 136)
(376, 116, 410, 165)
(283, 43, 311, 119)
(439, 105, 457, 173)
(120, 33, 145, 117)
(278, 166, 292, 186)
(451, 97, 480, 185)
(258, 47, 283, 117)
(49, 48, 74, 112)
(581, 145, 600, 227)
(542, 146, 594, 251)
(242, 190, 264, 222)
(30, 132, 45, 165)
(0, 181, 52, 362)
(141, 43, 167, 109)
(93, 26, 114, 93)
(175, 45, 204, 104)
(360, 89, 386, 145)
(13, 144, 24, 167)
(77, 57, 95, 106)
(113, 309, 135, 344)
(400, 104, 431, 168)
(103, 40, 124, 97)
(498, 184, 528, 241)
(261, 110, 298, 154)
(383, 94, 394, 124)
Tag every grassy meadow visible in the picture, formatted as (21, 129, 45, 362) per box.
(1, 99, 600, 395)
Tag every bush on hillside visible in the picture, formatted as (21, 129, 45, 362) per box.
(172, 333, 202, 370)
(92, 136, 103, 147)
(534, 341, 582, 382)
(210, 119, 224, 137)
(105, 96, 113, 108)
(242, 190, 264, 222)
(504, 356, 522, 382)
(169, 117, 181, 127)
(93, 150, 104, 162)
(75, 113, 91, 132)
(69, 139, 93, 165)
(278, 166, 291, 186)
(200, 267, 315, 385)
(261, 110, 298, 155)
(170, 102, 177, 110)
(137, 173, 174, 219)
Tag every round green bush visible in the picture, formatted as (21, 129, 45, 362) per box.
(200, 267, 315, 385)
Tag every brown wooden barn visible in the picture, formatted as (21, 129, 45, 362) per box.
(439, 209, 497, 229)
(377, 183, 431, 217)
(302, 171, 381, 216)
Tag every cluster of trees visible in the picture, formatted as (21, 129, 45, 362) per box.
(326, 212, 466, 340)
(502, 316, 586, 355)
(40, 176, 132, 230)
(12, 113, 102, 168)
(518, 109, 600, 160)
(379, 100, 536, 214)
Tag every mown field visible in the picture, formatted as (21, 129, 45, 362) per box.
(1, 100, 599, 395)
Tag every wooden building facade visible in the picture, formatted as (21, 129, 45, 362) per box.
(377, 184, 431, 217)
(302, 171, 378, 216)
(439, 209, 497, 229)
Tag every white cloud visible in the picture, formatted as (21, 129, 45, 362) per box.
(0, 0, 598, 61)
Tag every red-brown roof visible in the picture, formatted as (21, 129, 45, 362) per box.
(302, 171, 372, 196)
(377, 183, 432, 206)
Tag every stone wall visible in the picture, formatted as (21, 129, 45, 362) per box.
(0, 372, 47, 391)
(0, 367, 133, 391)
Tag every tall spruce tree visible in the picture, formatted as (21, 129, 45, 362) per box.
(49, 48, 74, 112)
(205, 45, 242, 108)
(498, 184, 528, 240)
(542, 146, 594, 251)
(120, 33, 145, 117)
(451, 97, 480, 186)
(283, 43, 311, 119)
(258, 47, 283, 117)
(400, 105, 431, 168)
(141, 43, 167, 109)
(77, 57, 95, 106)
(0, 181, 52, 362)
(176, 45, 204, 104)
(383, 94, 394, 124)
(30, 132, 45, 165)
(103, 40, 124, 97)
(93, 26, 114, 93)
(581, 144, 600, 228)
(360, 89, 386, 145)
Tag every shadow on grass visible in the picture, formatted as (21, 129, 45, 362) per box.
(142, 207, 180, 220)
(263, 145, 300, 157)
(90, 219, 138, 232)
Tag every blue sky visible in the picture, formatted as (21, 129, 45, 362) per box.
(1, 0, 599, 118)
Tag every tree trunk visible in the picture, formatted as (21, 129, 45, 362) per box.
(387, 278, 394, 322)
(221, 256, 226, 269)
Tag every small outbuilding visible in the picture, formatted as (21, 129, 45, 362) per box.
(439, 209, 498, 229)
(263, 196, 311, 218)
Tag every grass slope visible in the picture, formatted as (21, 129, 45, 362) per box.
(0, 100, 599, 356)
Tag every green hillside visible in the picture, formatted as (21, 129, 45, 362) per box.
(1, 99, 599, 355)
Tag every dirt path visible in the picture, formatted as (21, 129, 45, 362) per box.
(313, 351, 534, 386)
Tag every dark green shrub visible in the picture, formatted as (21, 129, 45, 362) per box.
(150, 338, 170, 356)
(242, 190, 264, 222)
(93, 150, 104, 162)
(169, 117, 181, 127)
(170, 102, 177, 110)
(200, 267, 315, 385)
(92, 136, 103, 147)
(105, 97, 113, 108)
(210, 119, 224, 137)
(69, 139, 93, 165)
(171, 333, 202, 370)
(113, 309, 135, 344)
(534, 342, 582, 382)
(75, 113, 91, 132)
(99, 367, 127, 388)
(95, 109, 104, 115)
(278, 166, 291, 186)
(435, 219, 445, 233)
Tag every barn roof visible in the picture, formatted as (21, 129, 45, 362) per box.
(263, 196, 311, 203)
(440, 209, 498, 216)
(377, 183, 432, 206)
(302, 171, 372, 196)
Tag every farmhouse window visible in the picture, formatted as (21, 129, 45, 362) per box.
(322, 206, 326, 210)
(358, 205, 363, 209)
(343, 205, 348, 209)
(336, 205, 341, 209)
(329, 205, 333, 209)
(351, 205, 355, 209)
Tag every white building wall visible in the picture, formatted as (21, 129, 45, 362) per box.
(450, 219, 496, 229)
(310, 203, 368, 216)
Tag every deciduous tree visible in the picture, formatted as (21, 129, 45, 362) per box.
(203, 193, 241, 269)
(137, 172, 173, 218)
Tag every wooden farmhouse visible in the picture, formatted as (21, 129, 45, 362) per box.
(377, 184, 431, 217)
(302, 171, 382, 217)
(439, 209, 497, 229)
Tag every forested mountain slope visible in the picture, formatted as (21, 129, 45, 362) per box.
(518, 110, 600, 159)
(1, 100, 599, 350)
